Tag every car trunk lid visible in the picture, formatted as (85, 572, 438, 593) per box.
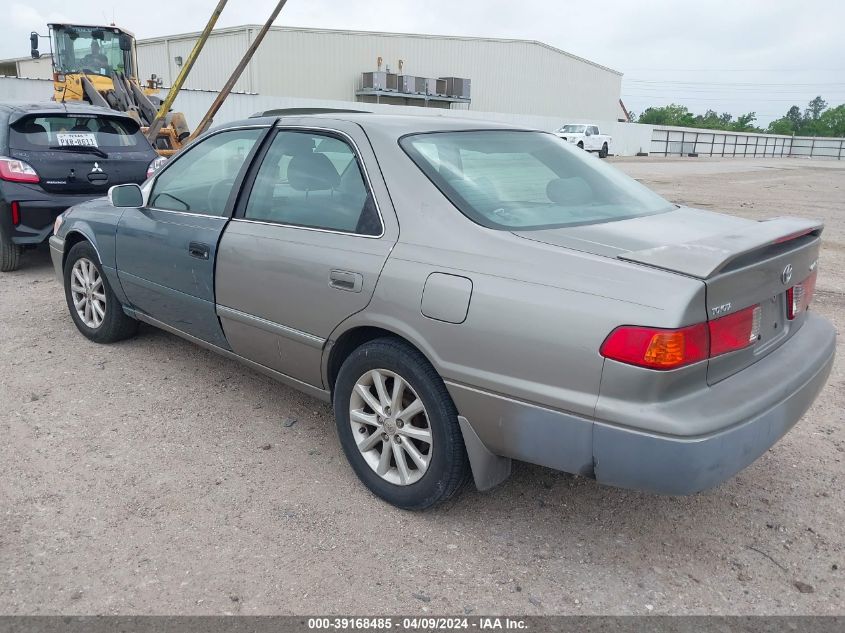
(514, 207, 823, 383)
(8, 113, 152, 195)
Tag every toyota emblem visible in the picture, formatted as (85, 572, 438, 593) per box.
(782, 264, 793, 285)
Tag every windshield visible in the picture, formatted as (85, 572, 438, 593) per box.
(10, 115, 146, 151)
(557, 125, 586, 133)
(400, 130, 674, 230)
(52, 25, 133, 77)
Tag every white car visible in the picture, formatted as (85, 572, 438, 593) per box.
(555, 123, 611, 157)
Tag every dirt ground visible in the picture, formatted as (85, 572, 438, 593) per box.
(0, 157, 842, 615)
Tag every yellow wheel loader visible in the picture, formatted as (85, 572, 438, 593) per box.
(31, 24, 190, 155)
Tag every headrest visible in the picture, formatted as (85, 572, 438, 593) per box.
(22, 121, 47, 135)
(281, 134, 316, 156)
(288, 153, 339, 192)
(546, 177, 593, 205)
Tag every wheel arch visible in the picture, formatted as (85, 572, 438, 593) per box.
(324, 324, 438, 395)
(62, 228, 102, 270)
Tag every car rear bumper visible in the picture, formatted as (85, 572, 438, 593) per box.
(1, 189, 101, 245)
(447, 313, 836, 494)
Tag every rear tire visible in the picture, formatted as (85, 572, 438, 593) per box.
(63, 241, 138, 343)
(333, 337, 470, 510)
(599, 143, 609, 158)
(0, 225, 22, 272)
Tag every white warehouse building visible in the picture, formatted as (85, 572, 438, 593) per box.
(5, 25, 625, 123)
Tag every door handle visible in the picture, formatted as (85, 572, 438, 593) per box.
(188, 242, 210, 260)
(329, 269, 363, 293)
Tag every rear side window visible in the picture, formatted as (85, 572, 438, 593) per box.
(242, 130, 381, 236)
(9, 115, 146, 150)
(149, 128, 262, 216)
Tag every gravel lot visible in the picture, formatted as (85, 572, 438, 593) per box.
(0, 157, 842, 615)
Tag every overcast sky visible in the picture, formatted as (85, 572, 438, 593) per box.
(5, 0, 844, 125)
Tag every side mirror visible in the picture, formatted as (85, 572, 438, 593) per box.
(119, 34, 132, 52)
(585, 128, 592, 136)
(108, 184, 143, 208)
(30, 32, 39, 58)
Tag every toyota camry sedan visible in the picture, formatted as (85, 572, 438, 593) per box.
(49, 112, 835, 509)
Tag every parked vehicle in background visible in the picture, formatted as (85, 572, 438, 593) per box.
(0, 101, 162, 271)
(555, 123, 611, 157)
(50, 113, 834, 510)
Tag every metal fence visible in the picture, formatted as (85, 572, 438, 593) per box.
(651, 127, 845, 159)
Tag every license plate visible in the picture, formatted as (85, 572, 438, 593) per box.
(56, 132, 98, 148)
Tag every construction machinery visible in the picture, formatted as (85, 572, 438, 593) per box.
(30, 23, 194, 155)
(30, 0, 287, 156)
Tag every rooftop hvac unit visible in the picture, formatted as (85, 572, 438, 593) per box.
(439, 77, 471, 99)
(398, 75, 421, 94)
(362, 71, 399, 91)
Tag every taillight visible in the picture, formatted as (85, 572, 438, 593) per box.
(601, 304, 763, 370)
(146, 156, 168, 179)
(0, 157, 39, 183)
(709, 304, 761, 356)
(600, 323, 709, 370)
(787, 270, 817, 320)
(10, 201, 21, 226)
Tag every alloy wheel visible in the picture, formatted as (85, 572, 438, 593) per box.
(70, 258, 106, 329)
(349, 368, 433, 486)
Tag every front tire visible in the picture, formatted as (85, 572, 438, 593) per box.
(599, 143, 609, 158)
(577, 141, 584, 150)
(0, 225, 22, 272)
(333, 338, 470, 510)
(63, 241, 138, 343)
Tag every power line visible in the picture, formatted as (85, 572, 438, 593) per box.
(624, 68, 845, 72)
(623, 79, 845, 87)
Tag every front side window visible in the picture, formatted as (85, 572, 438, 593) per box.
(149, 128, 262, 216)
(53, 26, 133, 77)
(243, 130, 381, 236)
(10, 115, 147, 150)
(400, 130, 673, 230)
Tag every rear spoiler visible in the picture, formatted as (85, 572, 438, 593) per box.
(618, 216, 823, 279)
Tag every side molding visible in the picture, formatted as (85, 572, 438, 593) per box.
(457, 415, 512, 491)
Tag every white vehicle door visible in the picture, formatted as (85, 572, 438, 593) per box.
(588, 126, 601, 150)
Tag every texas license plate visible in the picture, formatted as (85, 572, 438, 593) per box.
(56, 132, 98, 148)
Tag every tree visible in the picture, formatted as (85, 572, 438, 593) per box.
(805, 96, 828, 121)
(785, 105, 803, 130)
(731, 112, 757, 132)
(637, 104, 695, 127)
(818, 104, 845, 137)
(767, 118, 794, 135)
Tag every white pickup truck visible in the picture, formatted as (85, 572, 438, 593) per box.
(555, 123, 611, 157)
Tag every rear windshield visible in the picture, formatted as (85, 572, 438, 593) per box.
(10, 115, 146, 151)
(400, 130, 674, 230)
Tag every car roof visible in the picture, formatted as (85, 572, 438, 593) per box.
(224, 111, 530, 138)
(0, 101, 137, 124)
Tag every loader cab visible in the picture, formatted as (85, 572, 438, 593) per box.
(49, 24, 136, 79)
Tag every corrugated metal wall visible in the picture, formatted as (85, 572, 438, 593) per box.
(135, 26, 622, 122)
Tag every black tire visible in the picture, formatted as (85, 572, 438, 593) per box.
(577, 141, 584, 150)
(599, 143, 609, 158)
(0, 225, 22, 272)
(333, 337, 470, 510)
(63, 241, 138, 343)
